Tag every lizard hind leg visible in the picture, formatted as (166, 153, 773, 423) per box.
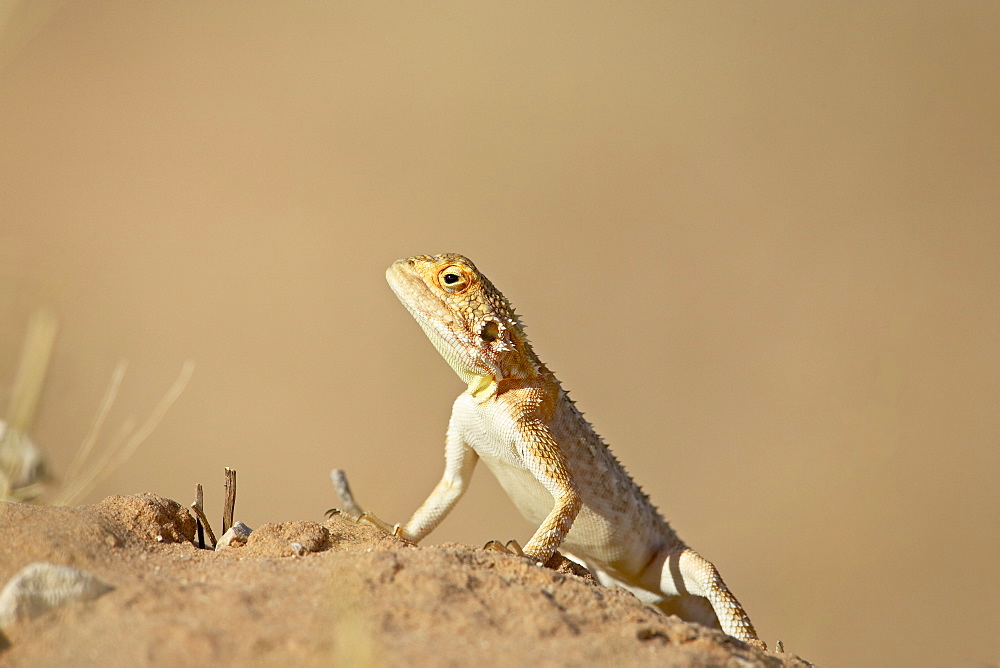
(672, 548, 766, 650)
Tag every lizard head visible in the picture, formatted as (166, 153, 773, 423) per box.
(386, 254, 542, 398)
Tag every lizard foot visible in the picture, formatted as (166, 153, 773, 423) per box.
(325, 469, 414, 544)
(483, 539, 524, 557)
(325, 508, 415, 545)
(481, 543, 595, 580)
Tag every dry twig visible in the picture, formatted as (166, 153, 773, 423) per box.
(190, 483, 217, 549)
(222, 467, 236, 535)
(328, 468, 365, 519)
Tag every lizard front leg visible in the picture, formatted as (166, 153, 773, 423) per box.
(516, 417, 582, 564)
(400, 417, 479, 543)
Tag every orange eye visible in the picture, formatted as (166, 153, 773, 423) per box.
(438, 266, 470, 293)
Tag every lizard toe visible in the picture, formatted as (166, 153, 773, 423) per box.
(482, 539, 525, 557)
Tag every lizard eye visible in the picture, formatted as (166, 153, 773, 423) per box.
(438, 266, 471, 293)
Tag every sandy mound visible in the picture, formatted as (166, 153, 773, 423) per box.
(0, 494, 810, 666)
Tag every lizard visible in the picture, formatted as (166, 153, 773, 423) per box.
(375, 253, 765, 649)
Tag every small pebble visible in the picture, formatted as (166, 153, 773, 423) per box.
(215, 521, 253, 550)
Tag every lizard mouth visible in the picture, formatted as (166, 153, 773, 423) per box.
(387, 260, 483, 355)
(385, 261, 446, 324)
(386, 260, 501, 389)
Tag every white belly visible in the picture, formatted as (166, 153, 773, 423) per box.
(453, 392, 632, 566)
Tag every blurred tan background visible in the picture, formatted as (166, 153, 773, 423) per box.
(1, 2, 997, 665)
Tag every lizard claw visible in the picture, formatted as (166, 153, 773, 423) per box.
(325, 469, 414, 544)
(326, 508, 414, 545)
(483, 539, 524, 557)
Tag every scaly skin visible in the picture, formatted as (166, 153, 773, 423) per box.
(384, 253, 765, 649)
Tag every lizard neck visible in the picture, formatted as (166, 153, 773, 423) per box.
(466, 347, 560, 409)
(464, 373, 497, 401)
